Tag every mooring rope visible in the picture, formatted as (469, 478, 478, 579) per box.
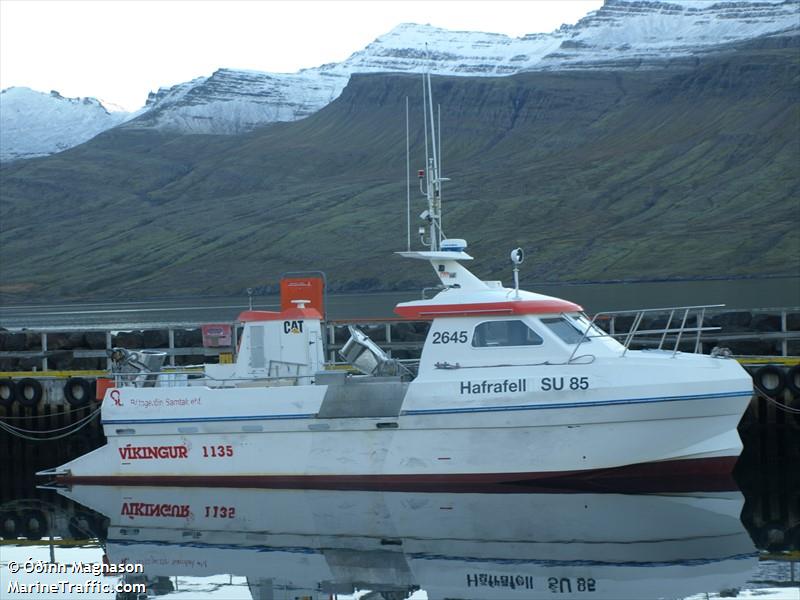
(754, 388, 800, 414)
(0, 406, 101, 434)
(0, 404, 101, 420)
(0, 404, 102, 441)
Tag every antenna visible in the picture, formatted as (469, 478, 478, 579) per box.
(422, 76, 429, 205)
(426, 73, 440, 251)
(406, 96, 411, 252)
(412, 50, 452, 253)
(438, 103, 443, 242)
(418, 73, 451, 251)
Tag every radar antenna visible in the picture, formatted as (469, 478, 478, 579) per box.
(417, 64, 450, 251)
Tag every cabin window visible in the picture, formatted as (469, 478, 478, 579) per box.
(540, 317, 588, 345)
(472, 320, 543, 348)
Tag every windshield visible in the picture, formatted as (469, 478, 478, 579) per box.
(540, 317, 588, 345)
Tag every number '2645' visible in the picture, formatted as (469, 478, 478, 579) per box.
(432, 331, 468, 344)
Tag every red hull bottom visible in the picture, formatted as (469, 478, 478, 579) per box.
(53, 456, 739, 493)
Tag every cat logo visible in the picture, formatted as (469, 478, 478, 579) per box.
(283, 320, 304, 334)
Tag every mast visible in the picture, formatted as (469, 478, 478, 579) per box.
(406, 96, 411, 252)
(438, 103, 443, 244)
(422, 72, 447, 251)
(411, 51, 449, 253)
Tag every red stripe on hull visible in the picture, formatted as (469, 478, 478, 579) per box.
(53, 456, 739, 493)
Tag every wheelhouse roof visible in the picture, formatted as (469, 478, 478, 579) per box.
(394, 289, 582, 320)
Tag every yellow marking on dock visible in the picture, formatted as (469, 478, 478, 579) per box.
(0, 370, 107, 378)
(0, 366, 205, 378)
(760, 550, 800, 561)
(736, 357, 800, 366)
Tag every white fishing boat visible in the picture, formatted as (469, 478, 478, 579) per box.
(55, 485, 758, 600)
(40, 74, 752, 488)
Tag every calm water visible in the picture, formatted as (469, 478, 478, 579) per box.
(1, 434, 798, 600)
(0, 491, 758, 599)
(0, 482, 796, 600)
(1, 277, 799, 330)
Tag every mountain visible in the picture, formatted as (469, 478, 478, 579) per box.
(127, 0, 800, 134)
(0, 88, 133, 162)
(333, 0, 800, 73)
(0, 34, 797, 300)
(1, 0, 797, 156)
(129, 70, 344, 134)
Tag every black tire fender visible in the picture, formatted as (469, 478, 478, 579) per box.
(64, 377, 92, 407)
(758, 520, 788, 552)
(16, 378, 43, 407)
(21, 509, 47, 540)
(0, 378, 15, 407)
(0, 511, 22, 539)
(786, 364, 800, 397)
(754, 365, 786, 396)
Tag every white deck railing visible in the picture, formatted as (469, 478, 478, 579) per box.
(569, 304, 726, 361)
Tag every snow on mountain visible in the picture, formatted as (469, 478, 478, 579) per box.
(3, 0, 799, 158)
(538, 0, 800, 68)
(0, 87, 135, 162)
(131, 0, 799, 135)
(128, 26, 559, 134)
(129, 70, 344, 134)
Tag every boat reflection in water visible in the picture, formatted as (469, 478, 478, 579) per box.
(59, 485, 758, 600)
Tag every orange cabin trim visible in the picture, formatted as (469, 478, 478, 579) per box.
(393, 299, 583, 320)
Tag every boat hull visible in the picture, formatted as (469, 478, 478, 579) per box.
(42, 353, 752, 493)
(48, 394, 748, 492)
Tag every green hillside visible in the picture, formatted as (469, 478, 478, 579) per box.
(1, 37, 798, 300)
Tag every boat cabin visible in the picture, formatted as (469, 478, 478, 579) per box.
(203, 302, 325, 384)
(391, 243, 623, 377)
(222, 242, 621, 384)
(112, 242, 622, 388)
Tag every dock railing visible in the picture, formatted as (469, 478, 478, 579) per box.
(1, 307, 799, 376)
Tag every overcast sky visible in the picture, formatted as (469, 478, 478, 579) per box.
(0, 0, 603, 111)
